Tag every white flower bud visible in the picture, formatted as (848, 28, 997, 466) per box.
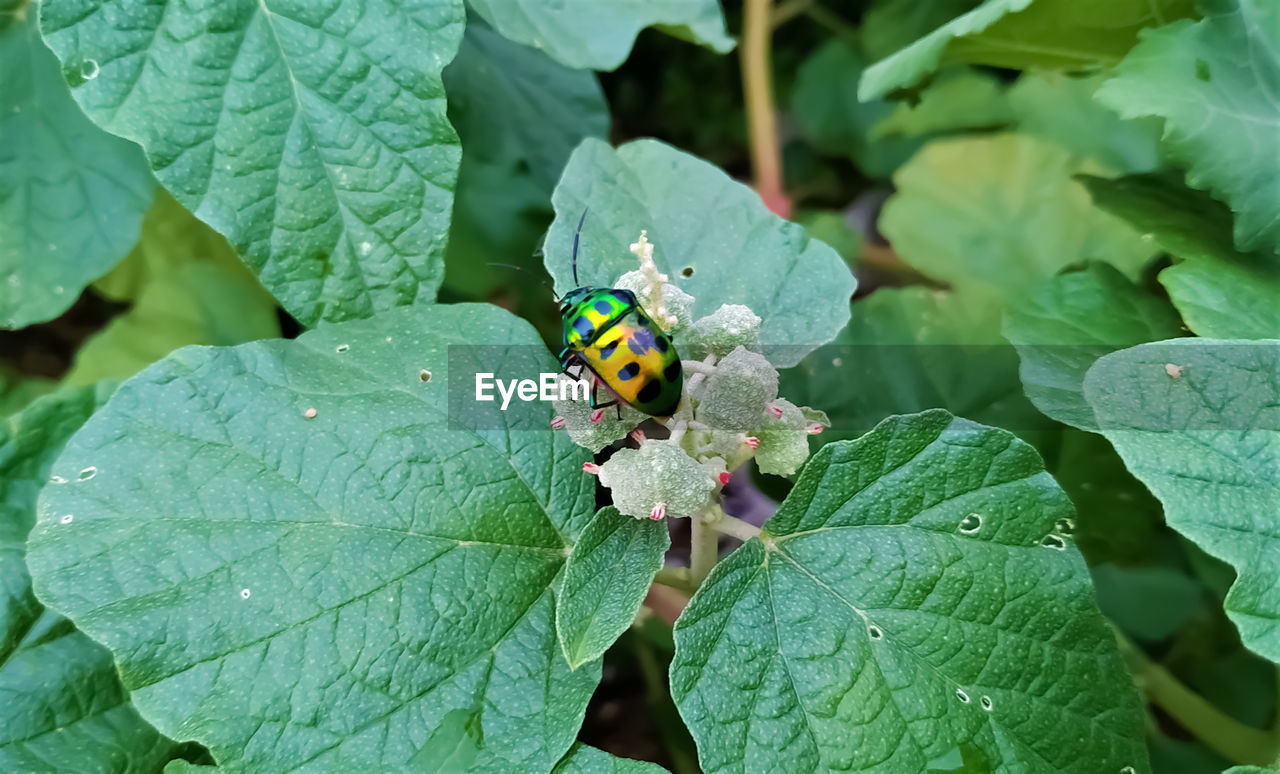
(694, 346, 778, 433)
(598, 440, 716, 519)
(680, 304, 762, 361)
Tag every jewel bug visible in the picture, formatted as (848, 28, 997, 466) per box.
(557, 212, 683, 418)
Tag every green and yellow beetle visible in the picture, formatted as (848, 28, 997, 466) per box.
(557, 213, 683, 417)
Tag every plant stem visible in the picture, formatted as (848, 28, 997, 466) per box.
(653, 566, 697, 595)
(1119, 632, 1280, 765)
(741, 0, 788, 217)
(710, 513, 763, 542)
(689, 516, 720, 587)
(771, 0, 809, 28)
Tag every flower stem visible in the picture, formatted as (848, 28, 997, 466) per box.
(653, 566, 696, 595)
(741, 0, 788, 217)
(689, 515, 720, 587)
(710, 514, 763, 542)
(1118, 632, 1280, 765)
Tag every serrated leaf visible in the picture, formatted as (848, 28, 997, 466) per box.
(544, 138, 856, 368)
(550, 742, 669, 773)
(1079, 173, 1280, 341)
(1096, 0, 1280, 255)
(791, 40, 926, 177)
(557, 507, 670, 670)
(781, 287, 1042, 446)
(670, 410, 1149, 774)
(466, 0, 733, 71)
(1085, 339, 1280, 661)
(1007, 72, 1162, 173)
(860, 0, 1196, 100)
(27, 303, 602, 772)
(38, 0, 465, 327)
(2, 382, 178, 772)
(1003, 262, 1184, 430)
(0, 12, 153, 329)
(65, 192, 282, 385)
(880, 134, 1157, 301)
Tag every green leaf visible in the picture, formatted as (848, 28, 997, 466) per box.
(860, 0, 1195, 100)
(1085, 339, 1280, 661)
(65, 192, 282, 385)
(880, 134, 1157, 302)
(0, 366, 56, 418)
(27, 303, 602, 772)
(38, 0, 466, 327)
(544, 138, 856, 368)
(2, 382, 178, 772)
(1079, 174, 1280, 340)
(1089, 564, 1204, 641)
(550, 743, 669, 773)
(1007, 72, 1162, 173)
(0, 11, 153, 329)
(868, 69, 1014, 141)
(670, 410, 1149, 774)
(859, 0, 981, 63)
(791, 40, 924, 177)
(781, 287, 1042, 446)
(466, 0, 733, 71)
(1002, 262, 1184, 430)
(1096, 0, 1280, 255)
(442, 21, 607, 306)
(557, 507, 670, 670)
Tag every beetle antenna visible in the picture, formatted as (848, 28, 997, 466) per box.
(571, 208, 588, 287)
(485, 262, 555, 295)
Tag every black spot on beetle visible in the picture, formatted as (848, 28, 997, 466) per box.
(664, 360, 681, 381)
(599, 340, 618, 359)
(618, 362, 640, 380)
(655, 336, 669, 353)
(573, 317, 594, 339)
(637, 379, 661, 403)
(594, 300, 613, 315)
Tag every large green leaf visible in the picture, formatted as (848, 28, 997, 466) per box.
(441, 21, 607, 306)
(2, 382, 178, 771)
(1003, 262, 1184, 430)
(544, 139, 856, 368)
(27, 303, 602, 772)
(790, 40, 925, 177)
(550, 743, 669, 774)
(670, 410, 1149, 773)
(1096, 0, 1280, 256)
(1006, 72, 1162, 173)
(781, 287, 1042, 446)
(860, 0, 1196, 100)
(38, 0, 465, 327)
(880, 133, 1157, 301)
(65, 192, 282, 385)
(859, 0, 981, 62)
(0, 11, 152, 329)
(1085, 339, 1280, 661)
(557, 507, 670, 670)
(466, 0, 733, 71)
(868, 69, 1013, 142)
(1079, 173, 1280, 341)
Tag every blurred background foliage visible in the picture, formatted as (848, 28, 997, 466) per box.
(3, 0, 1277, 771)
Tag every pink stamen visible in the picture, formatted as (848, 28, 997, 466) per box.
(582, 463, 600, 475)
(649, 503, 665, 521)
(768, 404, 784, 419)
(629, 428, 646, 444)
(303, 408, 317, 419)
(550, 416, 566, 430)
(590, 408, 605, 423)
(744, 436, 760, 450)
(806, 423, 824, 435)
(718, 471, 731, 485)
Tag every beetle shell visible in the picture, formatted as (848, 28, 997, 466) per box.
(560, 288, 683, 417)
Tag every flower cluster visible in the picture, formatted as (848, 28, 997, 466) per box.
(552, 233, 828, 522)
